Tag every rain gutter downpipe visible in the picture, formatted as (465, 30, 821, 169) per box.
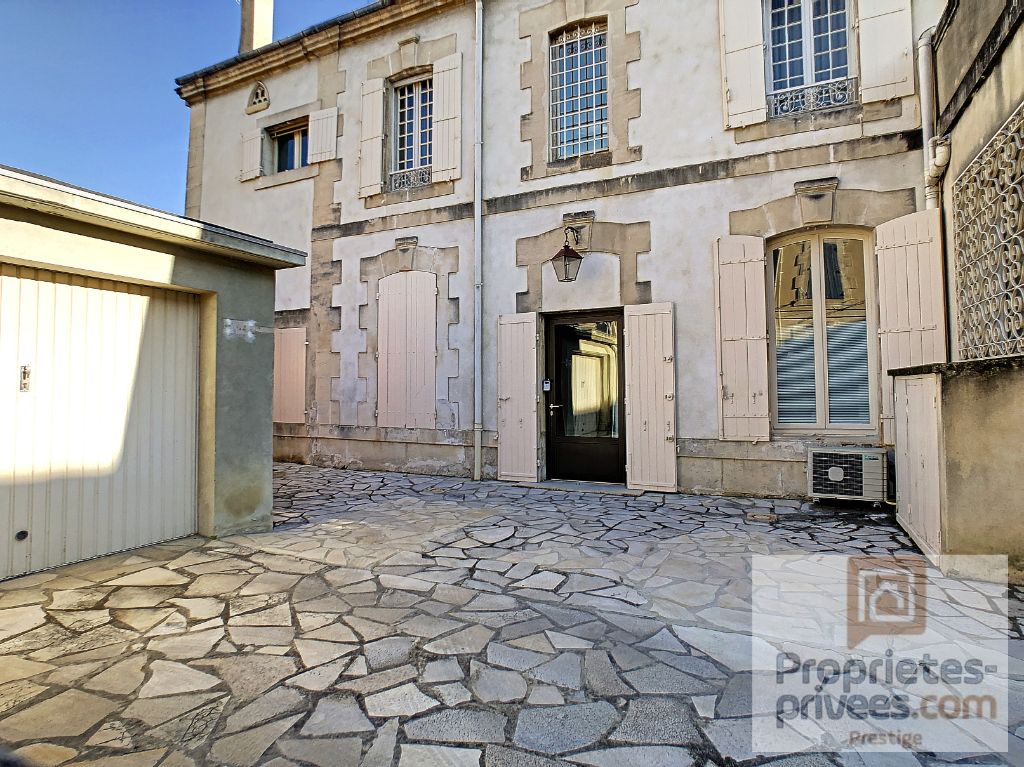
(472, 0, 484, 480)
(917, 27, 950, 209)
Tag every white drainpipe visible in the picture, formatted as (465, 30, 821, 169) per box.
(472, 0, 485, 480)
(917, 28, 950, 209)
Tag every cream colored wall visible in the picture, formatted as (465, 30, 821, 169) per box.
(199, 65, 318, 312)
(332, 5, 477, 218)
(481, 0, 940, 201)
(481, 150, 924, 443)
(331, 218, 475, 430)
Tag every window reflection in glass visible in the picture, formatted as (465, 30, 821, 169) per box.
(772, 240, 817, 424)
(556, 321, 619, 438)
(823, 238, 869, 424)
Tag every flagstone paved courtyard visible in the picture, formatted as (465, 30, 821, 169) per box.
(0, 463, 1020, 767)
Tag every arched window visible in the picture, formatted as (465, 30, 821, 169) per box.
(246, 81, 270, 114)
(767, 229, 876, 431)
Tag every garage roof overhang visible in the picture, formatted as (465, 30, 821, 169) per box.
(0, 165, 306, 270)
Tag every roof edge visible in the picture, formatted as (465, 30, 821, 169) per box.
(0, 165, 306, 270)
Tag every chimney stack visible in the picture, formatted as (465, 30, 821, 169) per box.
(239, 0, 273, 54)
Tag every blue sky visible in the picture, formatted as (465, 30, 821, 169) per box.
(0, 0, 366, 214)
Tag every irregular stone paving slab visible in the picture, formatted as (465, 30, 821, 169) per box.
(75, 747, 167, 767)
(224, 686, 306, 733)
(424, 624, 494, 655)
(0, 606, 46, 642)
(608, 696, 701, 744)
(364, 682, 439, 718)
(404, 708, 508, 743)
(567, 746, 694, 767)
(13, 743, 78, 766)
(470, 661, 527, 703)
(513, 702, 619, 754)
(0, 656, 53, 685)
(361, 717, 399, 767)
(399, 745, 483, 767)
(277, 737, 362, 767)
(300, 695, 374, 735)
(137, 660, 221, 698)
(0, 689, 118, 741)
(209, 714, 303, 767)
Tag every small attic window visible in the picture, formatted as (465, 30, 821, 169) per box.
(246, 82, 270, 114)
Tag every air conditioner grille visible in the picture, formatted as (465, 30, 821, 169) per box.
(811, 451, 864, 497)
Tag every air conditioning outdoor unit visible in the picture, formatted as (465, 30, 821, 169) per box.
(807, 447, 887, 502)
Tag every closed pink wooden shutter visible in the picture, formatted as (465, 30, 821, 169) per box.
(406, 271, 438, 429)
(497, 313, 538, 482)
(715, 235, 770, 440)
(875, 208, 947, 443)
(273, 327, 306, 423)
(624, 303, 678, 492)
(377, 272, 437, 429)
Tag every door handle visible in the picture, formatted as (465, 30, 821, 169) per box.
(548, 404, 562, 412)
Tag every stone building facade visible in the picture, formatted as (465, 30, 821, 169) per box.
(176, 0, 951, 498)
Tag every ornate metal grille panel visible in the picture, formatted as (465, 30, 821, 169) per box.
(952, 100, 1024, 359)
(388, 167, 432, 192)
(767, 77, 858, 118)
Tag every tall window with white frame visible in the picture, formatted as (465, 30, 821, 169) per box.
(549, 21, 609, 162)
(768, 232, 874, 432)
(765, 0, 856, 118)
(391, 77, 433, 191)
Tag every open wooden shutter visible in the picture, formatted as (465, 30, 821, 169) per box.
(875, 209, 947, 443)
(624, 303, 678, 492)
(377, 272, 437, 429)
(406, 271, 438, 429)
(432, 52, 462, 183)
(359, 78, 386, 198)
(715, 235, 770, 440)
(240, 129, 263, 181)
(718, 0, 767, 128)
(273, 327, 306, 423)
(858, 0, 915, 103)
(308, 107, 338, 163)
(497, 313, 538, 482)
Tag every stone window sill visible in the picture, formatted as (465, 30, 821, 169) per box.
(733, 100, 902, 144)
(252, 164, 319, 190)
(363, 180, 454, 209)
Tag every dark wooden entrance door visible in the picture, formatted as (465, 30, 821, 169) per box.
(545, 311, 626, 483)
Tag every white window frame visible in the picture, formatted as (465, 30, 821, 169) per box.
(766, 227, 880, 436)
(270, 120, 309, 174)
(762, 0, 859, 117)
(389, 75, 433, 190)
(549, 20, 610, 163)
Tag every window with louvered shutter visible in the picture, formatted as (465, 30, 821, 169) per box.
(768, 230, 877, 433)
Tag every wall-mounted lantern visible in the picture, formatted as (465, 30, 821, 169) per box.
(549, 226, 584, 282)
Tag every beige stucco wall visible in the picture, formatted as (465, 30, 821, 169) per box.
(0, 204, 285, 537)
(199, 65, 318, 312)
(181, 0, 946, 496)
(937, 362, 1024, 570)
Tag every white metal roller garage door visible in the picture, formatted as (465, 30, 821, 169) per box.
(1, 263, 199, 580)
